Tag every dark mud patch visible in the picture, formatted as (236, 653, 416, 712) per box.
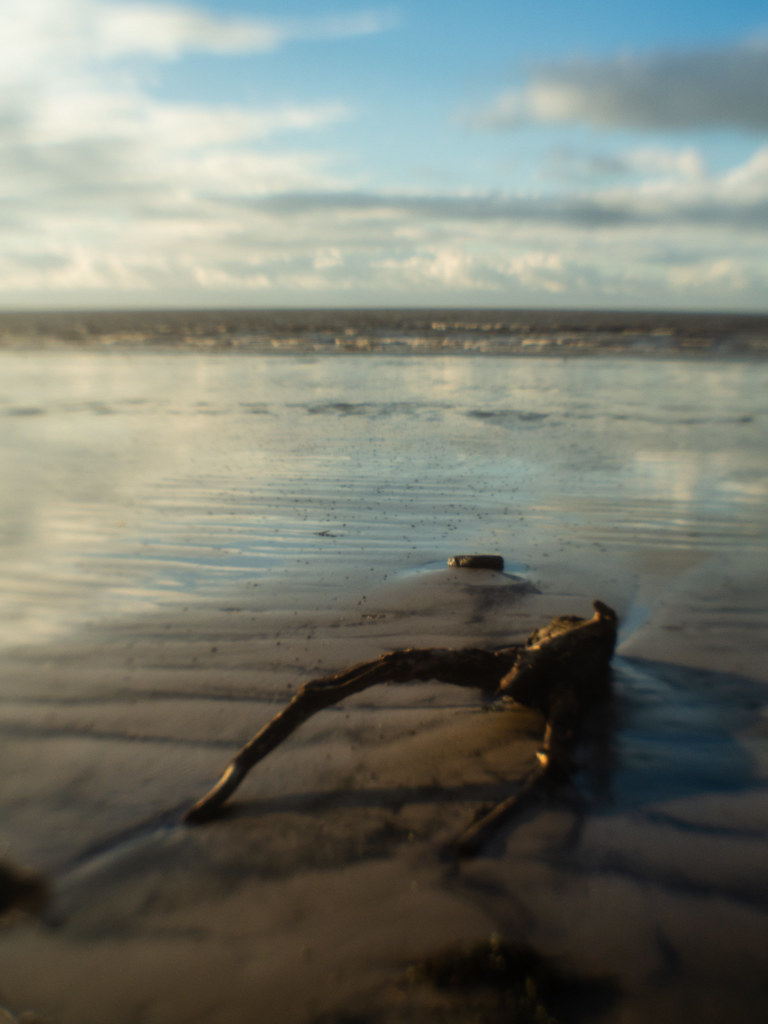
(314, 937, 619, 1024)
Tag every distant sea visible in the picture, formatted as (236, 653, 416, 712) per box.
(1, 308, 767, 356)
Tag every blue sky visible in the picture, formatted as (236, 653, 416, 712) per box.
(2, 0, 767, 310)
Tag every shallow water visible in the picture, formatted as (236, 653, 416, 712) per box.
(1, 352, 766, 648)
(599, 657, 761, 807)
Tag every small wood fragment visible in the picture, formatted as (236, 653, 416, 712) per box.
(448, 554, 505, 571)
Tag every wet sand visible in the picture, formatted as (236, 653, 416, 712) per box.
(1, 353, 767, 1023)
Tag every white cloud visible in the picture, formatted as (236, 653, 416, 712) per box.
(470, 38, 768, 132)
(18, 88, 349, 149)
(0, 0, 379, 303)
(95, 4, 394, 59)
(0, 2, 765, 309)
(3, 140, 768, 306)
(595, 144, 768, 221)
(313, 247, 343, 270)
(666, 258, 747, 292)
(543, 145, 706, 186)
(624, 147, 705, 180)
(1, 0, 393, 73)
(377, 247, 484, 289)
(95, 4, 285, 59)
(0, 0, 372, 160)
(0, 0, 362, 232)
(720, 146, 768, 199)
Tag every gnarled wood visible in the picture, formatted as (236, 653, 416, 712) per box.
(184, 600, 618, 854)
(183, 646, 521, 824)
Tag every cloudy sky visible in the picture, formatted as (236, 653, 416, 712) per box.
(2, 0, 768, 310)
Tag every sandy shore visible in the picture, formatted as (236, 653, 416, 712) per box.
(1, 352, 767, 1023)
(1, 547, 767, 1024)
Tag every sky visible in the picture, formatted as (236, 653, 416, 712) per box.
(2, 0, 768, 311)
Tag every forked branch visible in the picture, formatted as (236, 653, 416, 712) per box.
(184, 601, 618, 855)
(184, 646, 520, 823)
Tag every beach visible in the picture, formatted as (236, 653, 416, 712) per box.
(1, 334, 767, 1023)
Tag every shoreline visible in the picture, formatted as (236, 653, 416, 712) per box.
(3, 343, 768, 360)
(1, 307, 767, 357)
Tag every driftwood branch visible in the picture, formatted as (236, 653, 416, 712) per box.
(184, 600, 617, 854)
(183, 646, 520, 823)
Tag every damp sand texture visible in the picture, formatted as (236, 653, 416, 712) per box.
(1, 347, 767, 1024)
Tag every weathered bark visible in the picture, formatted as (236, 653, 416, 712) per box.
(184, 600, 618, 854)
(454, 600, 617, 854)
(183, 646, 521, 824)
